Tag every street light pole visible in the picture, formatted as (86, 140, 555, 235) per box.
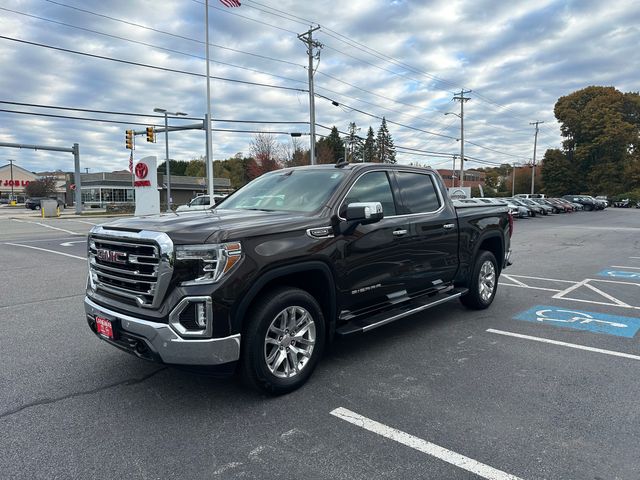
(154, 108, 188, 212)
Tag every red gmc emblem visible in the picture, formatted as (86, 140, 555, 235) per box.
(135, 162, 149, 179)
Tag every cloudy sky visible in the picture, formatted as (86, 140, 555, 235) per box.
(0, 0, 638, 174)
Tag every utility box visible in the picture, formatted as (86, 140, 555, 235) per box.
(41, 199, 60, 218)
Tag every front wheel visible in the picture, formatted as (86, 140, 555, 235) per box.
(460, 250, 499, 310)
(240, 287, 325, 395)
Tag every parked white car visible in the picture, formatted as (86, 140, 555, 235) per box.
(175, 194, 227, 212)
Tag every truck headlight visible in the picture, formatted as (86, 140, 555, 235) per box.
(175, 242, 242, 285)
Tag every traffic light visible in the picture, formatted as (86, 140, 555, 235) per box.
(146, 126, 155, 143)
(125, 130, 134, 150)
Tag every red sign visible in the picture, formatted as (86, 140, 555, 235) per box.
(134, 180, 151, 187)
(2, 180, 30, 187)
(135, 162, 149, 180)
(69, 183, 76, 190)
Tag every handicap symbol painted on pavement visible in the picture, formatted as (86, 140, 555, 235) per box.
(514, 305, 640, 337)
(598, 270, 640, 281)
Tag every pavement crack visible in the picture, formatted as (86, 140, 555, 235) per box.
(0, 293, 85, 309)
(0, 367, 167, 420)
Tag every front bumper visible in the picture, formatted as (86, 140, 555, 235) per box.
(84, 297, 241, 366)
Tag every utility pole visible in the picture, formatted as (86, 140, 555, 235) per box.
(451, 155, 457, 187)
(298, 26, 322, 165)
(451, 90, 471, 186)
(530, 121, 544, 195)
(512, 163, 518, 197)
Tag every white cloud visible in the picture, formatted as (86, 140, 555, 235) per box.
(0, 0, 638, 173)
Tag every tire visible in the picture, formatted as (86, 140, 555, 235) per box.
(460, 250, 499, 310)
(240, 287, 325, 395)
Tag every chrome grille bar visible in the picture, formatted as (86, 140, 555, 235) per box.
(87, 227, 174, 308)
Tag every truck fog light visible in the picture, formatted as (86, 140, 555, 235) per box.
(169, 297, 213, 338)
(195, 303, 207, 328)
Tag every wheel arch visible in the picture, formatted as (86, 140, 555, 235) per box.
(232, 261, 337, 341)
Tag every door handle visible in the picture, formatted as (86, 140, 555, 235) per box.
(392, 229, 408, 236)
(443, 223, 456, 230)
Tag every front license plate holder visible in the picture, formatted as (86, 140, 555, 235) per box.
(96, 316, 116, 340)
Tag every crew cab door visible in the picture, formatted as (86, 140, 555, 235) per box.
(334, 170, 413, 317)
(391, 170, 459, 294)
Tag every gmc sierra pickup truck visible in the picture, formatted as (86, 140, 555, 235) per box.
(85, 163, 512, 394)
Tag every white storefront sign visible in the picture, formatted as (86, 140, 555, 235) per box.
(134, 156, 160, 216)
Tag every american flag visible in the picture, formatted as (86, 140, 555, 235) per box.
(219, 0, 241, 7)
(129, 150, 133, 173)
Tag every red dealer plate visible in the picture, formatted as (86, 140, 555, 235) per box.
(95, 316, 114, 340)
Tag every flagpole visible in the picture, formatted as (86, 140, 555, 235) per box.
(205, 0, 215, 206)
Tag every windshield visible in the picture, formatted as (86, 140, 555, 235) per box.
(221, 168, 347, 212)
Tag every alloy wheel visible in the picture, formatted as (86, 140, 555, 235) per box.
(478, 260, 496, 303)
(264, 306, 316, 379)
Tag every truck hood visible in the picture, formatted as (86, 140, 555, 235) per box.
(99, 209, 319, 244)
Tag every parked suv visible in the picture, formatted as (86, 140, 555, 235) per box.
(563, 195, 597, 211)
(175, 194, 227, 212)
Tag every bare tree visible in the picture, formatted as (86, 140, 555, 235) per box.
(250, 133, 281, 174)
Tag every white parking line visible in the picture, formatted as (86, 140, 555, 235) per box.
(10, 218, 82, 235)
(330, 407, 523, 480)
(487, 329, 640, 361)
(5, 243, 86, 261)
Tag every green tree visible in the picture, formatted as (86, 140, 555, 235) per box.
(540, 149, 577, 196)
(554, 86, 640, 195)
(157, 159, 189, 176)
(362, 126, 376, 162)
(375, 117, 396, 163)
(313, 127, 344, 164)
(184, 159, 206, 177)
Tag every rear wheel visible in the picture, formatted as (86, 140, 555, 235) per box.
(240, 287, 325, 395)
(460, 250, 498, 310)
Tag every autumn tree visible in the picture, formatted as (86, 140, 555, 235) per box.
(25, 177, 57, 197)
(281, 138, 306, 168)
(250, 133, 281, 177)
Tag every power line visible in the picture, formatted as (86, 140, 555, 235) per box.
(194, 0, 299, 35)
(0, 109, 307, 135)
(0, 6, 307, 88)
(0, 35, 307, 93)
(237, 0, 562, 138)
(0, 101, 310, 125)
(42, 0, 527, 137)
(42, 0, 303, 68)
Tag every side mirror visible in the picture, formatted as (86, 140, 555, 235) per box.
(346, 202, 384, 224)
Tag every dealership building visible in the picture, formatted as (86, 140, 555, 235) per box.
(0, 162, 231, 207)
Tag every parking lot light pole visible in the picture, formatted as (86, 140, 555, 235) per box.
(154, 108, 188, 212)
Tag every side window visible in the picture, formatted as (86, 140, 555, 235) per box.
(395, 172, 441, 214)
(341, 171, 397, 217)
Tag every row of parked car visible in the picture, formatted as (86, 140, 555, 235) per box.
(457, 194, 607, 219)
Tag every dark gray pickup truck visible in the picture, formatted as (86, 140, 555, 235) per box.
(85, 163, 512, 394)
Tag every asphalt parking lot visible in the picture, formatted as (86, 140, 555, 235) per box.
(1, 207, 640, 480)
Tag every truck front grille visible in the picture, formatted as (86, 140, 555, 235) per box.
(88, 228, 174, 308)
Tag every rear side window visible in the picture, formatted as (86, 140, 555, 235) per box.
(341, 171, 397, 216)
(396, 172, 441, 214)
